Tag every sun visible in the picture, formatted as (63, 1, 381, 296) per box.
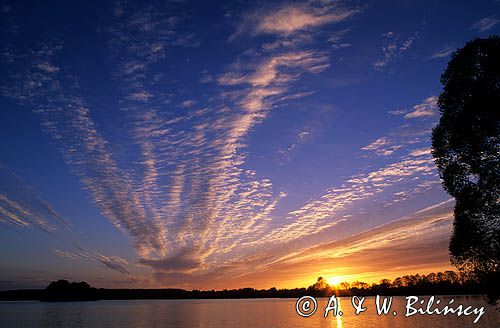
(327, 276, 342, 286)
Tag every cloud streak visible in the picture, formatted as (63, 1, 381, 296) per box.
(0, 165, 69, 233)
(255, 5, 356, 35)
(262, 152, 439, 245)
(471, 16, 499, 32)
(429, 46, 455, 60)
(2, 40, 165, 258)
(53, 248, 131, 276)
(230, 2, 357, 39)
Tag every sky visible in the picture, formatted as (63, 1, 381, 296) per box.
(0, 0, 499, 291)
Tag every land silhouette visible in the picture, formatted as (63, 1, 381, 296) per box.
(0, 271, 490, 302)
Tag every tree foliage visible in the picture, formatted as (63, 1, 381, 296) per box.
(431, 36, 500, 304)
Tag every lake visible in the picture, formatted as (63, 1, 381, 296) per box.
(0, 296, 498, 327)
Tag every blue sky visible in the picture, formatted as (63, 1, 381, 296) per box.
(1, 0, 499, 290)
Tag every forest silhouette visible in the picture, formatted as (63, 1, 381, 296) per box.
(0, 272, 490, 301)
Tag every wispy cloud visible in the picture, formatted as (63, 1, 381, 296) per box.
(231, 2, 358, 39)
(361, 96, 438, 161)
(256, 5, 355, 35)
(2, 39, 165, 258)
(53, 248, 131, 276)
(389, 96, 438, 119)
(409, 147, 431, 157)
(373, 32, 417, 70)
(278, 129, 313, 160)
(0, 163, 136, 280)
(262, 151, 439, 244)
(429, 46, 455, 60)
(362, 137, 401, 156)
(0, 163, 134, 279)
(471, 16, 499, 32)
(36, 62, 59, 73)
(180, 99, 197, 109)
(0, 165, 69, 233)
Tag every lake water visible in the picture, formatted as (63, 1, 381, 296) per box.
(0, 295, 498, 327)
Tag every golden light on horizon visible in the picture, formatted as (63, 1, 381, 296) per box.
(326, 276, 343, 286)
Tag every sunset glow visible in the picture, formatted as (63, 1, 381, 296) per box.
(327, 277, 343, 286)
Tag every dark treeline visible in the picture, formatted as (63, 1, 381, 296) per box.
(0, 271, 489, 301)
(303, 271, 484, 298)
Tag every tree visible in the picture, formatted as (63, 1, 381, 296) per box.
(311, 276, 329, 290)
(338, 282, 351, 290)
(42, 280, 96, 301)
(351, 281, 370, 289)
(431, 36, 500, 304)
(379, 279, 392, 288)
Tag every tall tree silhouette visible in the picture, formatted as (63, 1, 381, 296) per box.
(432, 36, 500, 304)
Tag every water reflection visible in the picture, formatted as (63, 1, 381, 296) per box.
(0, 296, 498, 328)
(336, 297, 343, 328)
